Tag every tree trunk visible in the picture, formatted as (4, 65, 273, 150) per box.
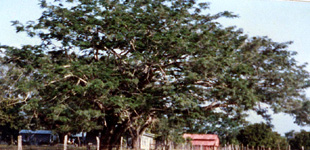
(131, 134, 141, 150)
(100, 133, 114, 150)
(99, 128, 125, 150)
(58, 133, 66, 144)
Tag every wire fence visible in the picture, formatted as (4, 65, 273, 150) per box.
(217, 145, 297, 150)
(0, 144, 303, 150)
(2, 135, 302, 150)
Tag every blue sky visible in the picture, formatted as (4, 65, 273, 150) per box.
(0, 0, 42, 47)
(1, 0, 310, 135)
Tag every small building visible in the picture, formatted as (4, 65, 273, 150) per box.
(19, 130, 59, 145)
(140, 133, 155, 150)
(183, 134, 220, 150)
(124, 132, 155, 150)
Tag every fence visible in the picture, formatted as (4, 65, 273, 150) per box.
(217, 145, 300, 150)
(12, 135, 138, 150)
(139, 144, 301, 150)
(4, 136, 305, 150)
(0, 144, 305, 150)
(0, 144, 98, 150)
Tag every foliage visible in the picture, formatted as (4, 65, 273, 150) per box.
(151, 110, 243, 146)
(182, 110, 244, 145)
(0, 0, 309, 149)
(150, 116, 185, 149)
(0, 58, 29, 144)
(237, 123, 288, 149)
(287, 130, 310, 150)
(291, 100, 310, 126)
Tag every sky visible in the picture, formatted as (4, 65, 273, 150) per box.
(1, 0, 310, 136)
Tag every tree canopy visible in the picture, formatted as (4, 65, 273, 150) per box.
(287, 130, 310, 150)
(237, 123, 288, 149)
(0, 0, 309, 149)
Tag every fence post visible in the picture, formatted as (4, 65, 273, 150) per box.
(64, 135, 68, 150)
(96, 136, 100, 150)
(120, 136, 123, 150)
(18, 135, 22, 150)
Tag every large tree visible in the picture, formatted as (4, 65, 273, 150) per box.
(1, 0, 309, 149)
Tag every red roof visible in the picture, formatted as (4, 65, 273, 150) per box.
(183, 134, 220, 147)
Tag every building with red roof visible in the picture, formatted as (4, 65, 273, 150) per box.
(183, 134, 220, 150)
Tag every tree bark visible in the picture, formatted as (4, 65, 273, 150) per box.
(131, 133, 141, 150)
(99, 124, 127, 150)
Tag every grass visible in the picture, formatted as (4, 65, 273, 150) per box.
(0, 144, 97, 150)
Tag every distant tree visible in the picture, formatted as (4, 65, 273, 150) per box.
(288, 130, 310, 150)
(1, 0, 309, 149)
(237, 123, 288, 149)
(285, 130, 295, 140)
(289, 100, 310, 150)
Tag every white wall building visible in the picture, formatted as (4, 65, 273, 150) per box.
(140, 133, 155, 150)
